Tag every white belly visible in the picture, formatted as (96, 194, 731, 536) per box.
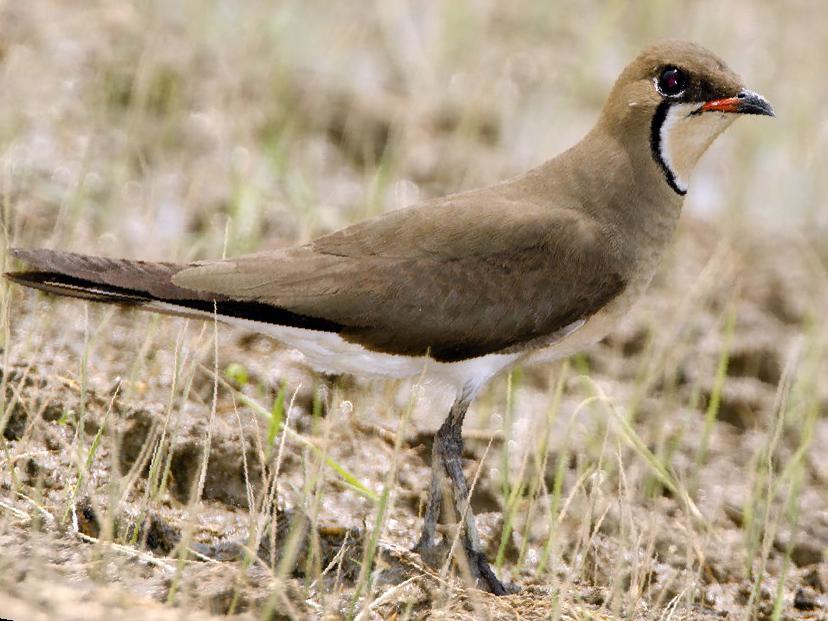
(151, 301, 520, 392)
(151, 295, 637, 393)
(232, 319, 522, 392)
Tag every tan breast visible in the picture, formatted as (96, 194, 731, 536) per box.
(522, 241, 665, 366)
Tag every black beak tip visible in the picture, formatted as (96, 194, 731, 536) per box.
(737, 90, 775, 117)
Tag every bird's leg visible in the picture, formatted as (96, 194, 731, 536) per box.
(414, 392, 469, 555)
(413, 448, 445, 555)
(414, 388, 508, 595)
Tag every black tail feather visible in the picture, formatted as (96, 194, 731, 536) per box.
(5, 271, 152, 305)
(5, 268, 345, 333)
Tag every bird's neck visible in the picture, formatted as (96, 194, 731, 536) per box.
(512, 122, 685, 283)
(586, 119, 686, 276)
(519, 121, 684, 230)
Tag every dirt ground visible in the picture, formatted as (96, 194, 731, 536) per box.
(1, 2, 827, 620)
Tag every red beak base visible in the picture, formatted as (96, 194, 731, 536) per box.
(701, 90, 775, 116)
(702, 97, 741, 113)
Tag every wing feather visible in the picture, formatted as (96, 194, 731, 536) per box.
(173, 190, 627, 361)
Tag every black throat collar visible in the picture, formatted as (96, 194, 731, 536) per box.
(649, 101, 687, 197)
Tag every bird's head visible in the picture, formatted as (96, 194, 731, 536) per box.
(602, 40, 774, 196)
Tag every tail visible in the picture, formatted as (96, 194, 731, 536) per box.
(5, 247, 346, 332)
(5, 248, 224, 320)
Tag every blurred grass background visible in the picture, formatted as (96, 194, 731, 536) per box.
(1, 1, 827, 620)
(1, 0, 825, 264)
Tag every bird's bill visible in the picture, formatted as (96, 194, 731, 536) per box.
(701, 90, 775, 116)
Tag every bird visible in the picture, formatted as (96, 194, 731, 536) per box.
(5, 40, 773, 595)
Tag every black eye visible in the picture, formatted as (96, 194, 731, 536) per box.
(657, 66, 688, 97)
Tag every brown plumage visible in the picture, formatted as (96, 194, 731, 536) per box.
(5, 41, 773, 594)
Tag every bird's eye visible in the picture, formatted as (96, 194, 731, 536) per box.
(656, 67, 688, 97)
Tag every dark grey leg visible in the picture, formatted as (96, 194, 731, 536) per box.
(413, 452, 444, 553)
(413, 387, 508, 595)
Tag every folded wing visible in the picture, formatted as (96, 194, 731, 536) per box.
(172, 192, 627, 361)
(8, 189, 626, 362)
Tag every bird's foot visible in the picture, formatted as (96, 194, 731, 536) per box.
(413, 536, 518, 596)
(466, 548, 519, 596)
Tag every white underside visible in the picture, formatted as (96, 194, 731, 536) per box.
(151, 301, 522, 393)
(247, 320, 522, 392)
